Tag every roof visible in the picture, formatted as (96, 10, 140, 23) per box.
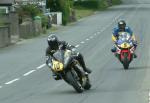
(0, 0, 14, 6)
(15, 0, 29, 2)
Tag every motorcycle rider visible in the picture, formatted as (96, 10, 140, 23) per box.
(111, 20, 137, 58)
(46, 34, 92, 80)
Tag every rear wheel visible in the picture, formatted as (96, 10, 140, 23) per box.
(65, 71, 83, 93)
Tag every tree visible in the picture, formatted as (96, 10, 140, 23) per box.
(46, 0, 73, 25)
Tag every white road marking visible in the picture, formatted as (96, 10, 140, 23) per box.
(81, 41, 85, 44)
(0, 86, 2, 88)
(148, 91, 150, 103)
(37, 64, 46, 70)
(101, 29, 105, 32)
(97, 32, 100, 34)
(90, 36, 93, 39)
(86, 38, 89, 41)
(75, 45, 80, 48)
(94, 33, 97, 35)
(5, 78, 20, 85)
(23, 70, 36, 76)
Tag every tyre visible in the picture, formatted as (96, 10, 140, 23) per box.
(65, 71, 83, 93)
(84, 81, 91, 90)
(83, 75, 91, 90)
(123, 63, 129, 70)
(123, 53, 129, 70)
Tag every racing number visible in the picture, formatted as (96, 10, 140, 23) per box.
(54, 63, 60, 71)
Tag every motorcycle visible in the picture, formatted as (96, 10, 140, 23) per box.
(114, 32, 135, 69)
(48, 49, 91, 93)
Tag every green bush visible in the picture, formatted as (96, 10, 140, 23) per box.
(47, 0, 73, 25)
(17, 4, 41, 19)
(46, 0, 61, 12)
(74, 0, 121, 10)
(112, 0, 122, 5)
(60, 0, 70, 25)
(98, 0, 109, 10)
(74, 0, 99, 9)
(40, 15, 48, 28)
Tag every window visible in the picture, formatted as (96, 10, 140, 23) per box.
(0, 7, 9, 14)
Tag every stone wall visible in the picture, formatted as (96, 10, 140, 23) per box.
(19, 17, 42, 39)
(0, 13, 42, 47)
(9, 12, 19, 36)
(0, 26, 10, 48)
(19, 21, 35, 39)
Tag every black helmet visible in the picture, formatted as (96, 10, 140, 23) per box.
(118, 20, 126, 31)
(47, 34, 59, 50)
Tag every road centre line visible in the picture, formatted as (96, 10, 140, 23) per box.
(5, 78, 20, 85)
(75, 45, 80, 48)
(37, 64, 46, 70)
(76, 11, 126, 50)
(90, 36, 93, 39)
(23, 70, 36, 76)
(81, 41, 85, 44)
(149, 91, 150, 103)
(86, 38, 89, 41)
(97, 32, 100, 34)
(149, 91, 150, 98)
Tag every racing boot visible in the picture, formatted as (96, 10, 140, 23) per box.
(83, 67, 92, 74)
(78, 54, 92, 74)
(52, 72, 61, 80)
(133, 53, 137, 58)
(111, 46, 117, 53)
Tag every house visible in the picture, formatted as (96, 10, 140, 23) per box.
(0, 0, 14, 6)
(0, 0, 14, 14)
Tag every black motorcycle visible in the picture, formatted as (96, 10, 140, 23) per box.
(49, 49, 91, 93)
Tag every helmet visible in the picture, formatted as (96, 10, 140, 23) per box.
(118, 20, 126, 31)
(47, 34, 59, 50)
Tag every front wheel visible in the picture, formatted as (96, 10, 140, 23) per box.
(122, 53, 130, 70)
(65, 71, 83, 93)
(123, 63, 129, 70)
(84, 78, 91, 90)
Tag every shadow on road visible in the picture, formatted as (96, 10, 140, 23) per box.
(111, 66, 150, 71)
(128, 66, 150, 70)
(50, 89, 79, 95)
(49, 88, 95, 95)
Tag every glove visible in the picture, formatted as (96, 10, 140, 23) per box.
(59, 44, 66, 50)
(132, 40, 137, 46)
(46, 56, 52, 65)
(114, 41, 118, 45)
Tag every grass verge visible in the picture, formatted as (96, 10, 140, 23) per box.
(75, 7, 96, 20)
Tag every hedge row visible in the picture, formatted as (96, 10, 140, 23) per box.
(74, 0, 122, 10)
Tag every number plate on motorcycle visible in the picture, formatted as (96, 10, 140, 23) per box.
(52, 60, 64, 72)
(121, 42, 130, 48)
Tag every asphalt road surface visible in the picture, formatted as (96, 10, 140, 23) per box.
(0, 0, 150, 103)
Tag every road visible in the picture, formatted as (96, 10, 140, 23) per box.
(0, 0, 150, 103)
